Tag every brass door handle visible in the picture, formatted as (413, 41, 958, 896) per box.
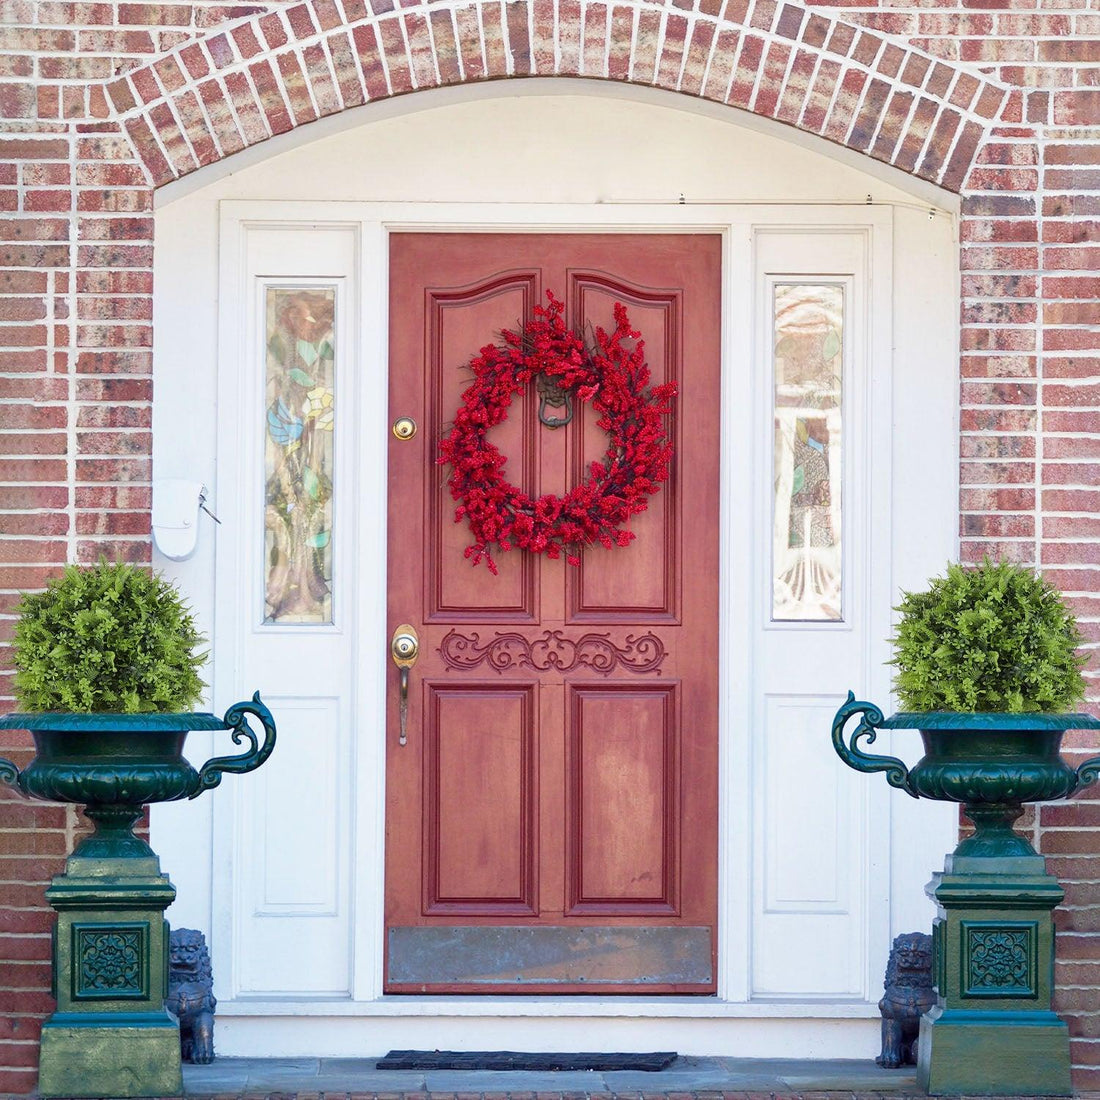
(391, 625, 419, 746)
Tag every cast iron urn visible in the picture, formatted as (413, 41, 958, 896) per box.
(0, 693, 276, 1099)
(832, 693, 1100, 1097)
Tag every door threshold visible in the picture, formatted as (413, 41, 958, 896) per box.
(209, 1007, 880, 1060)
(216, 996, 880, 1018)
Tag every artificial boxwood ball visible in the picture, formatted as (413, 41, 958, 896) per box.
(891, 559, 1086, 715)
(13, 560, 207, 714)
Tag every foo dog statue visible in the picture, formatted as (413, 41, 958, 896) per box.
(167, 928, 217, 1064)
(877, 931, 935, 1068)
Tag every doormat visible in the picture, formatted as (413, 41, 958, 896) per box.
(376, 1050, 678, 1071)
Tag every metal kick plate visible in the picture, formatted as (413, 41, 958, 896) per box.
(387, 925, 713, 985)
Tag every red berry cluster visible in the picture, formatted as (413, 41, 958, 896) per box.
(439, 291, 677, 573)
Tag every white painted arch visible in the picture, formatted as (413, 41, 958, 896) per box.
(152, 79, 964, 214)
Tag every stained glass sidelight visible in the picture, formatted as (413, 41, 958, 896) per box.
(772, 283, 843, 622)
(263, 286, 336, 624)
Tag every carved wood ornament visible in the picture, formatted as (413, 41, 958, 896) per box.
(437, 629, 666, 675)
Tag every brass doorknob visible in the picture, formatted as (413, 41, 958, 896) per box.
(391, 625, 419, 665)
(391, 625, 419, 747)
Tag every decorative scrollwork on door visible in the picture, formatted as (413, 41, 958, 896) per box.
(438, 629, 665, 675)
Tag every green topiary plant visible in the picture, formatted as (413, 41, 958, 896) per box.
(13, 561, 207, 713)
(891, 559, 1087, 714)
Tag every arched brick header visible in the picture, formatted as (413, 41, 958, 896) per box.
(104, 0, 1010, 194)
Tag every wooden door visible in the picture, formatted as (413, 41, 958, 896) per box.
(385, 233, 721, 994)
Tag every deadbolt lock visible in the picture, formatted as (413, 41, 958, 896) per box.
(392, 417, 417, 440)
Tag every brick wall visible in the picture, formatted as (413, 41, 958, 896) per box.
(0, 0, 1097, 1092)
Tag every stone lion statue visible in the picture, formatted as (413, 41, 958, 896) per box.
(167, 928, 217, 1064)
(877, 931, 935, 1068)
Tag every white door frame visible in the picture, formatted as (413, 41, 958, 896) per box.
(211, 199, 906, 1032)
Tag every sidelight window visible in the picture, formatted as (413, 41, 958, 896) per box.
(262, 284, 336, 625)
(771, 282, 844, 622)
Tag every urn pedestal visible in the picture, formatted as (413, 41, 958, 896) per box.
(918, 849, 1070, 1096)
(38, 848, 182, 1098)
(832, 696, 1100, 1096)
(0, 695, 276, 1099)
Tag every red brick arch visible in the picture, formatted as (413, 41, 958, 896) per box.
(104, 0, 1008, 193)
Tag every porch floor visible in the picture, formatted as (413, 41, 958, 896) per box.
(181, 1055, 924, 1098)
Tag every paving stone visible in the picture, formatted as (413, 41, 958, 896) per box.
(783, 1079, 916, 1094)
(604, 1079, 777, 1092)
(314, 1079, 429, 1093)
(424, 1071, 610, 1092)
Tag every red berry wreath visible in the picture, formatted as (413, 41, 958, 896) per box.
(439, 290, 677, 574)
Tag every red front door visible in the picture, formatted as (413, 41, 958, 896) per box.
(385, 233, 721, 993)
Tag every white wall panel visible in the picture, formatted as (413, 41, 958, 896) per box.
(249, 697, 341, 915)
(754, 694, 865, 997)
(235, 695, 351, 995)
(763, 696, 847, 910)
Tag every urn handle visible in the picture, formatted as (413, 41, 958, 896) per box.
(831, 691, 917, 797)
(191, 692, 277, 798)
(1074, 755, 1100, 793)
(0, 757, 21, 793)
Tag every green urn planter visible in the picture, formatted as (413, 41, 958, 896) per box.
(833, 694, 1100, 1097)
(0, 693, 276, 1099)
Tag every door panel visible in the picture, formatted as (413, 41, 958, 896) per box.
(566, 684, 679, 914)
(386, 233, 720, 994)
(424, 683, 537, 914)
(427, 275, 540, 621)
(568, 277, 680, 620)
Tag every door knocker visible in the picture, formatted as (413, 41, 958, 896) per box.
(536, 374, 574, 428)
